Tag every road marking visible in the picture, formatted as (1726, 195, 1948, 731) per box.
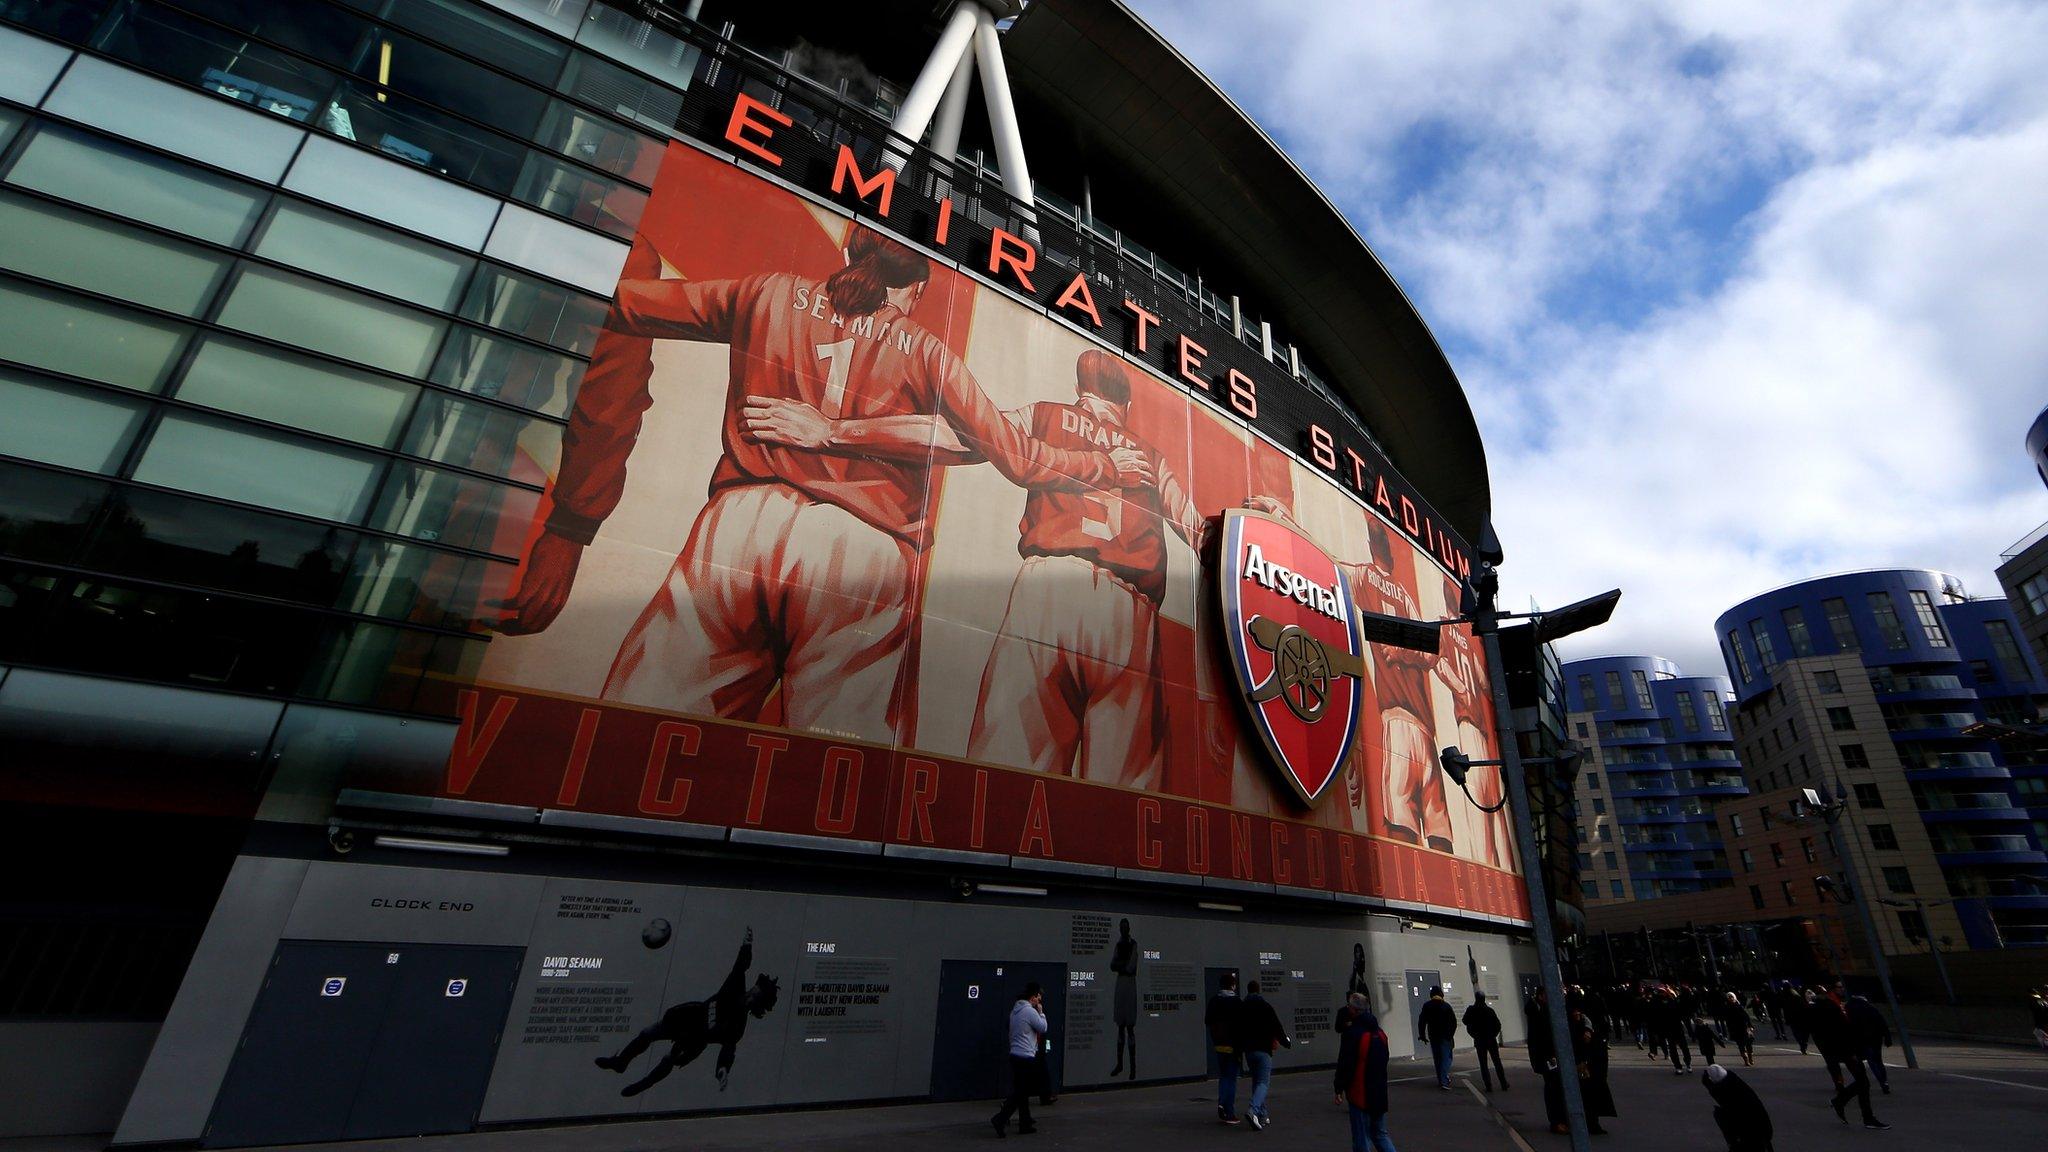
(1932, 1071, 2048, 1093)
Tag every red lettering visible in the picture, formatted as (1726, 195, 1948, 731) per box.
(1122, 300, 1160, 351)
(896, 758, 938, 844)
(1226, 368, 1256, 418)
(723, 93, 790, 167)
(1338, 835, 1359, 891)
(1400, 495, 1420, 535)
(744, 733, 787, 825)
(1052, 272, 1102, 327)
(1017, 779, 1054, 856)
(970, 768, 989, 849)
(1373, 475, 1395, 516)
(637, 721, 700, 816)
(987, 228, 1036, 292)
(830, 145, 894, 216)
(935, 196, 953, 246)
(554, 707, 602, 806)
(1136, 798, 1163, 868)
(1308, 424, 1337, 471)
(446, 690, 516, 795)
(1229, 814, 1254, 879)
(1269, 824, 1292, 885)
(1305, 830, 1327, 888)
(1186, 808, 1211, 875)
(1176, 334, 1210, 390)
(1412, 853, 1432, 904)
(815, 747, 862, 834)
(1344, 447, 1369, 490)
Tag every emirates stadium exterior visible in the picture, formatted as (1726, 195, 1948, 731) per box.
(0, 1, 1538, 1143)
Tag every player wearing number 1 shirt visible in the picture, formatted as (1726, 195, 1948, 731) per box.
(497, 228, 1150, 745)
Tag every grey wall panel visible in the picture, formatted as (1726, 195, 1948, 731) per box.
(112, 855, 311, 1147)
(281, 861, 546, 946)
(0, 1022, 159, 1137)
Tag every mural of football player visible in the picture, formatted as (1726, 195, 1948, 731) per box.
(595, 929, 779, 1096)
(1438, 575, 1514, 869)
(496, 228, 1150, 744)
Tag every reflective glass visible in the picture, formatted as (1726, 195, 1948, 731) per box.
(254, 201, 476, 310)
(257, 701, 459, 824)
(0, 107, 19, 150)
(576, 3, 700, 92)
(534, 98, 663, 186)
(0, 666, 284, 782)
(513, 150, 646, 239)
(402, 392, 560, 482)
(149, 0, 370, 67)
(174, 336, 418, 448)
(41, 55, 306, 182)
(215, 265, 449, 377)
(133, 413, 384, 524)
(371, 462, 539, 557)
(79, 482, 358, 610)
(459, 263, 607, 355)
(473, 0, 591, 40)
(322, 80, 526, 193)
(299, 616, 444, 708)
(0, 279, 191, 392)
(0, 194, 231, 315)
(557, 50, 684, 136)
(483, 202, 627, 296)
(0, 22, 74, 101)
(283, 135, 498, 251)
(351, 27, 549, 139)
(0, 369, 148, 473)
(92, 0, 342, 123)
(5, 125, 267, 246)
(339, 539, 514, 630)
(429, 327, 584, 417)
(359, 0, 568, 81)
(0, 460, 107, 564)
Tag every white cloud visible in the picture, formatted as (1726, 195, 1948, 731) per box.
(1133, 0, 2048, 676)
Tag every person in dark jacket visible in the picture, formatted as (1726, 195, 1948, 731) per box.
(1845, 994, 1892, 1094)
(2031, 987, 2048, 1050)
(1529, 990, 1569, 1133)
(1417, 986, 1458, 1090)
(1236, 979, 1291, 1129)
(1336, 990, 1369, 1036)
(1335, 1009, 1397, 1152)
(1655, 989, 1692, 1072)
(1788, 989, 1813, 1054)
(1813, 984, 1887, 1129)
(1765, 987, 1787, 1041)
(1703, 1064, 1772, 1152)
(1571, 1006, 1614, 1136)
(1205, 972, 1244, 1124)
(1692, 1013, 1721, 1072)
(1720, 992, 1756, 1067)
(1463, 992, 1508, 1091)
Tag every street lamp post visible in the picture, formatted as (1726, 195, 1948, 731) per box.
(1878, 896, 1957, 1006)
(1807, 784, 1919, 1069)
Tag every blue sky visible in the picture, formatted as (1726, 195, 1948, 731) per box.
(1133, 0, 2048, 676)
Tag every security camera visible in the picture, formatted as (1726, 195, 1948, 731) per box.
(952, 877, 977, 899)
(327, 825, 355, 855)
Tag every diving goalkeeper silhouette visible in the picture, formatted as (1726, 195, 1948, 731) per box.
(595, 928, 780, 1096)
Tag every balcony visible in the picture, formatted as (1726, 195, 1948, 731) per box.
(1870, 672, 1970, 698)
(1883, 709, 1983, 734)
(1930, 833, 2048, 867)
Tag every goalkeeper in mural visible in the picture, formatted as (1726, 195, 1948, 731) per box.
(595, 929, 780, 1096)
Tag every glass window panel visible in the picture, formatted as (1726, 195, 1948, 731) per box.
(512, 150, 646, 239)
(323, 21, 547, 137)
(174, 336, 417, 447)
(0, 23, 74, 102)
(483, 202, 627, 296)
(282, 135, 498, 251)
(0, 194, 231, 315)
(149, 0, 370, 67)
(321, 80, 527, 194)
(364, 0, 568, 81)
(557, 50, 684, 136)
(370, 462, 539, 557)
(575, 3, 700, 91)
(91, 2, 341, 124)
(474, 0, 591, 40)
(0, 460, 108, 564)
(0, 279, 191, 392)
(41, 55, 307, 182)
(402, 392, 559, 482)
(429, 327, 584, 417)
(0, 369, 148, 473)
(0, 106, 20, 151)
(215, 265, 449, 377)
(254, 201, 475, 310)
(256, 701, 459, 824)
(299, 616, 444, 708)
(133, 414, 383, 524)
(77, 483, 357, 608)
(339, 538, 514, 630)
(0, 666, 284, 787)
(534, 98, 663, 186)
(5, 125, 267, 246)
(459, 263, 606, 355)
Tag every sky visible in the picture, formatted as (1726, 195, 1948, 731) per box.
(1132, 0, 2048, 677)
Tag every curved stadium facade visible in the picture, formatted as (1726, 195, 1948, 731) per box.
(0, 1, 1538, 1143)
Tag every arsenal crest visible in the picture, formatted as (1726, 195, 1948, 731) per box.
(1218, 509, 1368, 806)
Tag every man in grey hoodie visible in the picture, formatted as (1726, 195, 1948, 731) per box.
(993, 982, 1049, 1137)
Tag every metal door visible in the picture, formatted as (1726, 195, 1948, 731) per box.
(1405, 968, 1442, 1048)
(929, 960, 1066, 1102)
(344, 945, 523, 1139)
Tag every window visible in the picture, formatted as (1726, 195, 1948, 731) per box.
(1800, 753, 1812, 780)
(1749, 884, 1767, 910)
(1823, 597, 1859, 650)
(1738, 848, 1754, 872)
(1598, 825, 1613, 843)
(1578, 674, 1598, 708)
(1704, 693, 1727, 731)
(174, 337, 417, 448)
(1970, 659, 1995, 684)
(1581, 880, 1598, 897)
(1760, 805, 1774, 830)
(1854, 783, 1884, 809)
(0, 370, 149, 473)
(1770, 842, 1786, 867)
(1730, 814, 1746, 837)
(1677, 692, 1699, 730)
(1841, 744, 1869, 769)
(283, 136, 500, 251)
(0, 280, 191, 393)
(1604, 851, 1619, 870)
(1780, 880, 1797, 906)
(1586, 772, 1601, 792)
(1868, 823, 1899, 850)
(1801, 837, 1817, 863)
(5, 124, 267, 246)
(253, 202, 477, 311)
(1883, 867, 1915, 894)
(1829, 706, 1856, 731)
(215, 266, 449, 376)
(1610, 880, 1625, 899)
(1592, 799, 1606, 815)
(1750, 619, 1778, 668)
(1986, 619, 2032, 682)
(2021, 573, 2048, 619)
(1578, 851, 1593, 870)
(1868, 592, 1909, 650)
(1815, 669, 1842, 693)
(1762, 770, 1776, 791)
(1606, 670, 1626, 708)
(131, 414, 383, 524)
(1771, 729, 1783, 754)
(1575, 721, 1589, 738)
(1908, 590, 1950, 647)
(1632, 669, 1654, 709)
(0, 193, 231, 316)
(1783, 606, 1815, 657)
(42, 56, 307, 182)
(1726, 629, 1753, 681)
(1897, 909, 1927, 941)
(1575, 825, 1588, 843)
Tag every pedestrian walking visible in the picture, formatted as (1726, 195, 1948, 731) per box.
(1845, 993, 1892, 1095)
(1703, 1064, 1773, 1152)
(1812, 982, 1888, 1130)
(1765, 987, 1787, 1042)
(1464, 991, 1510, 1091)
(1237, 979, 1292, 1129)
(1789, 989, 1814, 1055)
(1336, 990, 1369, 1036)
(1571, 1005, 1615, 1136)
(2028, 987, 2048, 1051)
(1335, 1003, 1397, 1152)
(1721, 992, 1756, 1067)
(1692, 1013, 1720, 1070)
(1656, 989, 1693, 1073)
(1417, 985, 1458, 1090)
(1529, 989, 1569, 1135)
(991, 983, 1048, 1137)
(1206, 971, 1244, 1125)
